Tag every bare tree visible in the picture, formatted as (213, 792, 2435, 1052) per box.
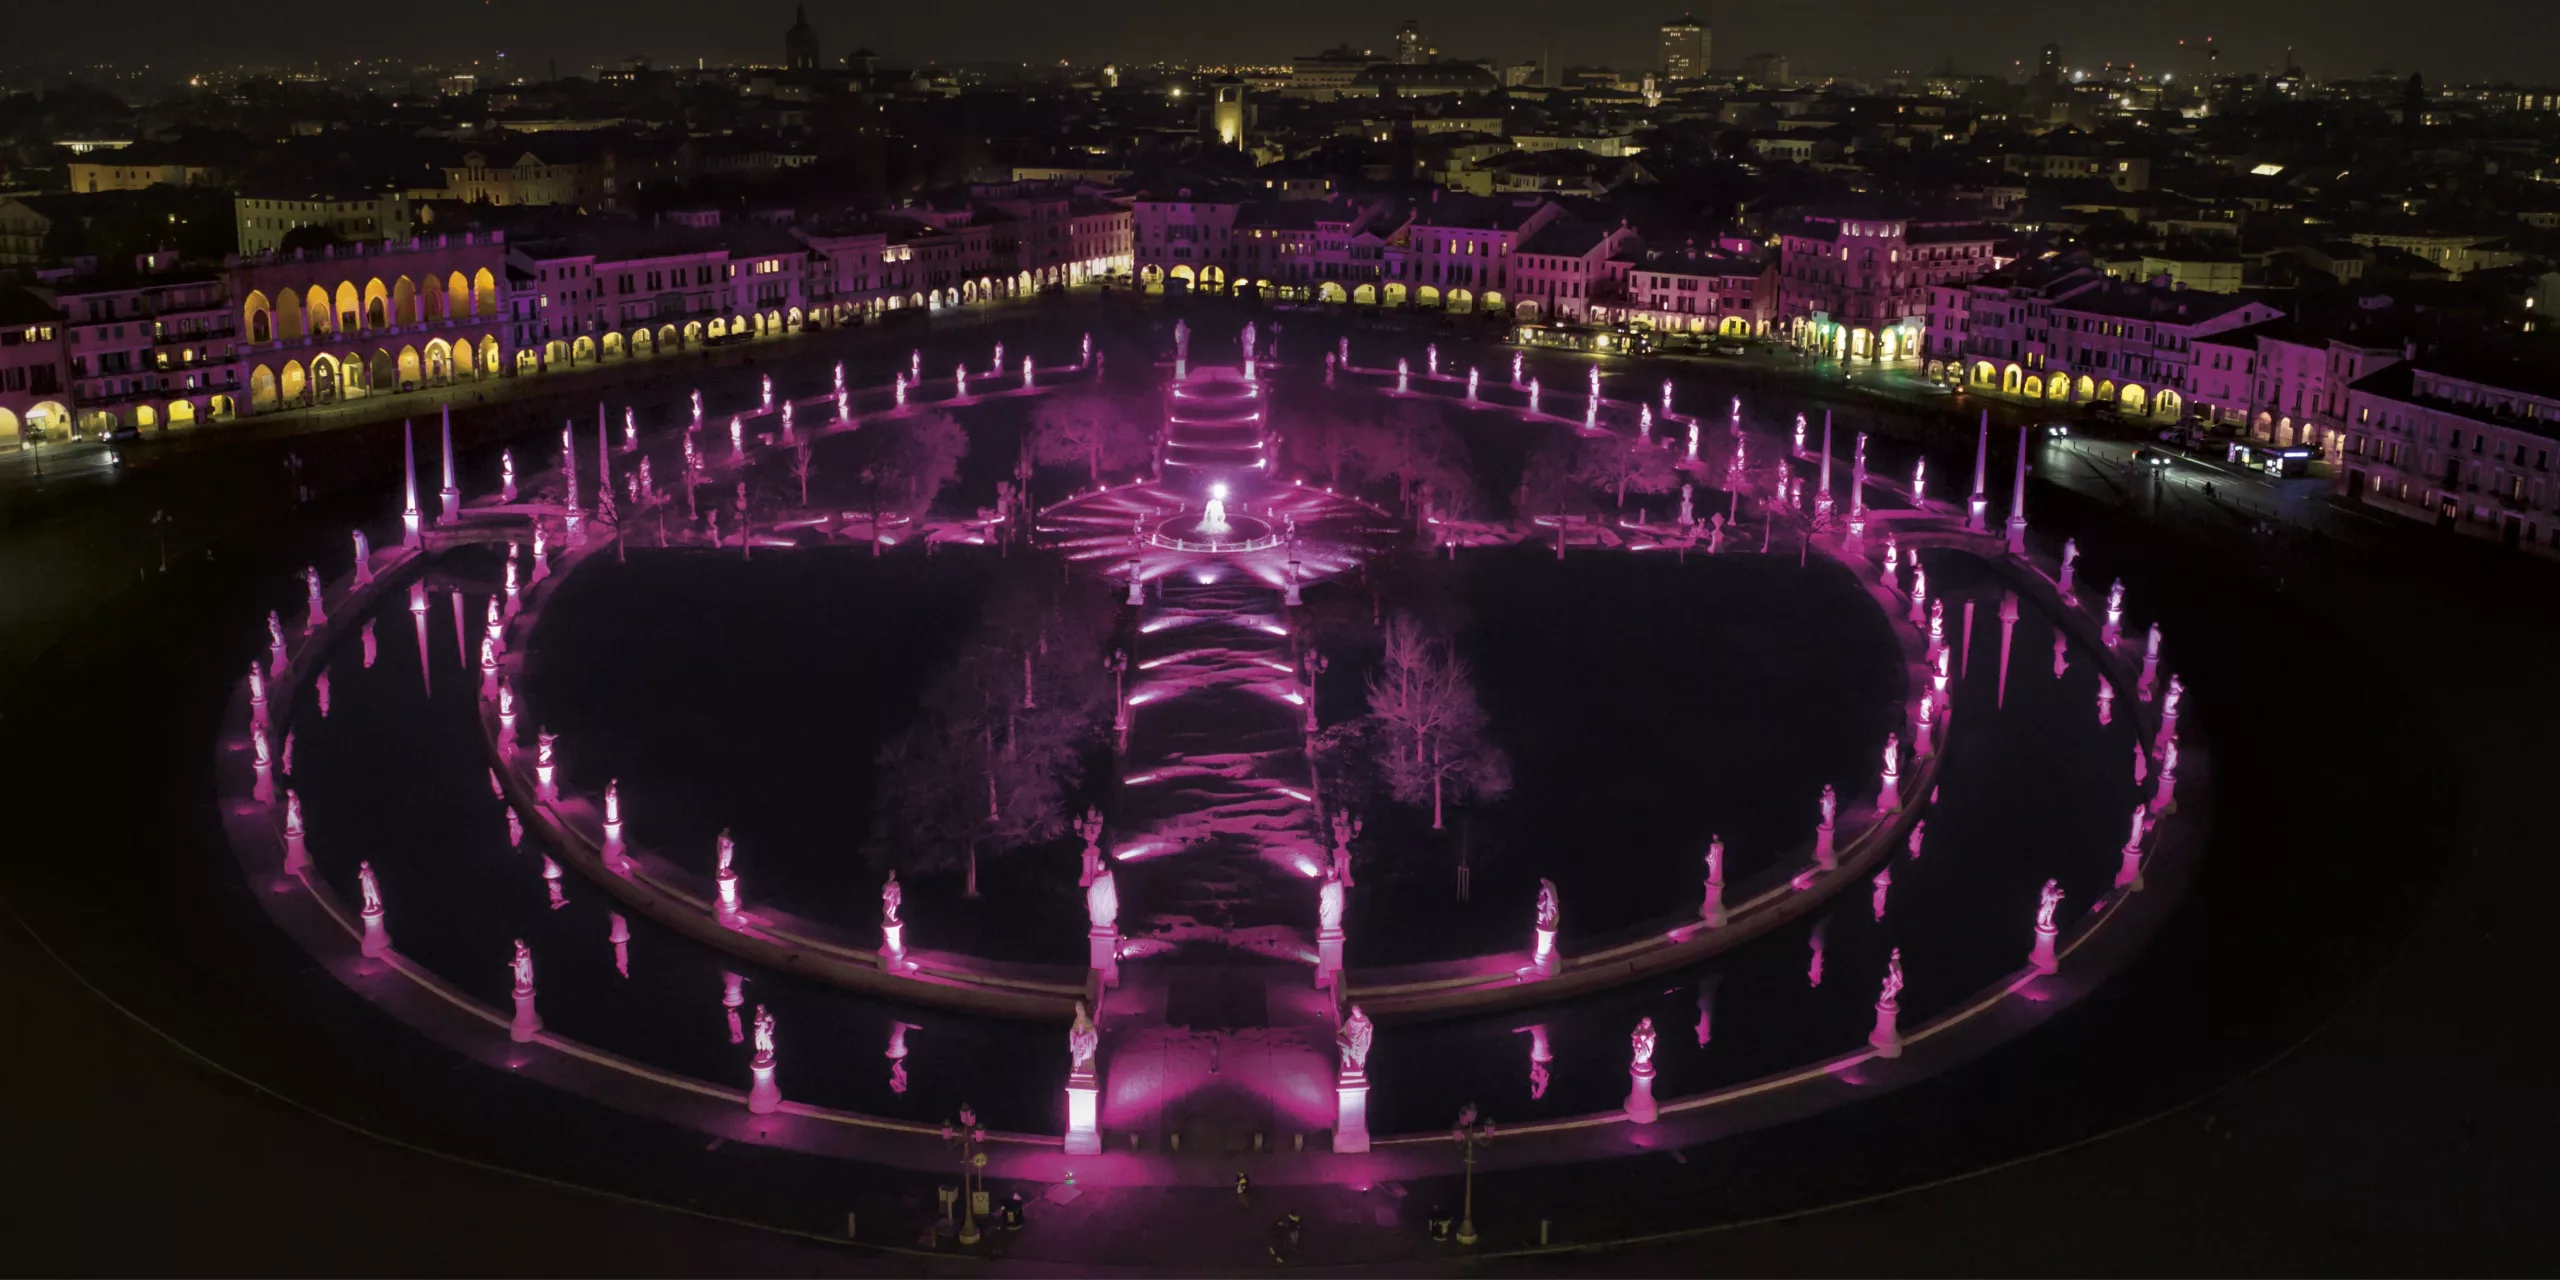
(854, 410, 968, 552)
(1031, 389, 1150, 487)
(1574, 431, 1682, 510)
(872, 571, 1118, 892)
(1364, 616, 1511, 829)
(789, 439, 816, 506)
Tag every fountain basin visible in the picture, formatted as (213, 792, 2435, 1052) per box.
(1145, 512, 1281, 554)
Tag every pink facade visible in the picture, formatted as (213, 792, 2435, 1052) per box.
(228, 233, 515, 417)
(2340, 360, 2560, 554)
(1782, 210, 1999, 361)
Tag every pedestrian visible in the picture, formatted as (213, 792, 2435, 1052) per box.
(1002, 1191, 1025, 1231)
(1429, 1205, 1453, 1241)
(1235, 1171, 1251, 1210)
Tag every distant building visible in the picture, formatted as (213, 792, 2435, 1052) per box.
(784, 6, 820, 72)
(1739, 53, 1788, 88)
(1660, 15, 1711, 80)
(2341, 353, 2560, 553)
(233, 187, 416, 256)
(0, 287, 70, 446)
(1394, 19, 1427, 66)
(1207, 77, 1250, 148)
(1285, 47, 1375, 102)
(1781, 205, 2001, 360)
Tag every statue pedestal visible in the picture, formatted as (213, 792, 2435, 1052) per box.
(1316, 926, 1345, 989)
(2029, 923, 2060, 975)
(306, 600, 327, 633)
(511, 987, 542, 1043)
(1088, 925, 1120, 989)
(1064, 1068, 1102, 1155)
(282, 829, 310, 879)
(2116, 840, 2145, 891)
(1869, 999, 1902, 1057)
(2005, 513, 2027, 557)
(1624, 1062, 1658, 1124)
(1126, 573, 1145, 607)
(252, 759, 275, 806)
(2151, 774, 2178, 817)
(1332, 1069, 1370, 1153)
(1529, 927, 1559, 979)
(1814, 824, 1836, 871)
(1700, 882, 1726, 929)
(881, 922, 909, 973)
(748, 1057, 780, 1114)
(360, 905, 390, 958)
(1878, 772, 1901, 814)
(716, 870, 739, 913)
(535, 762, 556, 806)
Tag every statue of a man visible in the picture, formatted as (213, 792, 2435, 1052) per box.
(1880, 947, 1904, 1004)
(358, 861, 382, 914)
(1337, 1004, 1374, 1073)
(510, 938, 535, 994)
(882, 871, 902, 926)
(1819, 784, 1837, 828)
(1318, 874, 1345, 932)
(1631, 1016, 1657, 1066)
(1535, 878, 1560, 932)
(1085, 867, 1118, 931)
(267, 610, 284, 650)
(2037, 878, 2064, 931)
(1883, 734, 1900, 776)
(751, 1005, 775, 1061)
(1068, 1001, 1099, 1074)
(536, 730, 556, 770)
(716, 830, 736, 875)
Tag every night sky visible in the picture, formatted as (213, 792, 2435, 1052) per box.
(15, 0, 2559, 84)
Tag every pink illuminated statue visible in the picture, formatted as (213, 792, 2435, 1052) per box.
(506, 807, 523, 848)
(1510, 350, 1523, 386)
(882, 869, 903, 926)
(2054, 632, 2070, 678)
(1807, 917, 1827, 987)
(1870, 948, 1905, 1057)
(510, 938, 535, 994)
(358, 860, 390, 956)
(1075, 807, 1105, 886)
(315, 672, 331, 718)
(2030, 878, 2063, 974)
(304, 565, 326, 630)
(1908, 819, 1926, 859)
(1814, 784, 1838, 869)
(1873, 866, 1891, 921)
(611, 912, 631, 978)
(1700, 835, 1727, 927)
(1337, 1004, 1374, 1073)
(2117, 804, 2148, 890)
(1913, 456, 1927, 505)
(2058, 538, 2080, 601)
(1625, 1017, 1660, 1122)
(2098, 677, 2116, 726)
(1878, 733, 1902, 812)
(747, 1005, 780, 1114)
(1069, 1001, 1099, 1074)
(715, 829, 740, 914)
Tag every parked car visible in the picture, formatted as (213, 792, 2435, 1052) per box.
(1710, 340, 1748, 356)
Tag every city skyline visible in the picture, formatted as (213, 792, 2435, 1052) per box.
(10, 0, 2560, 85)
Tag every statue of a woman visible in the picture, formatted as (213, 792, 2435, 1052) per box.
(1880, 947, 1904, 1004)
(1068, 1001, 1098, 1074)
(751, 1005, 776, 1062)
(1819, 784, 1837, 828)
(1535, 878, 1559, 932)
(1318, 874, 1345, 931)
(510, 938, 535, 994)
(2037, 878, 2064, 931)
(1631, 1016, 1657, 1066)
(717, 829, 736, 875)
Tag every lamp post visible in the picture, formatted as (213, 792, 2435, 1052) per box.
(944, 1105, 988, 1246)
(1105, 648, 1129, 738)
(1453, 1104, 1495, 1246)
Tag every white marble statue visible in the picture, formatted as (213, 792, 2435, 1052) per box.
(358, 861, 383, 913)
(1086, 867, 1119, 931)
(2037, 878, 2063, 931)
(1069, 1001, 1099, 1073)
(1535, 878, 1560, 931)
(1880, 947, 1904, 1005)
(1337, 1004, 1374, 1073)
(510, 938, 535, 994)
(1318, 874, 1345, 932)
(1631, 1016, 1657, 1066)
(882, 871, 902, 926)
